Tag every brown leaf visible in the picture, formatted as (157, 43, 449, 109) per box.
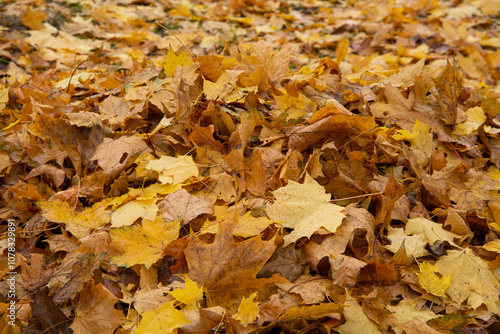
(31, 290, 71, 334)
(184, 216, 280, 308)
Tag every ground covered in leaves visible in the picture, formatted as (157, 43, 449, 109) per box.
(1, 0, 500, 333)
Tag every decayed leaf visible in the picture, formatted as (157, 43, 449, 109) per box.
(136, 301, 191, 334)
(417, 262, 451, 298)
(435, 249, 500, 312)
(38, 200, 110, 239)
(265, 173, 345, 245)
(110, 217, 180, 269)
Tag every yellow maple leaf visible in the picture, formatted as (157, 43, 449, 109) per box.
(169, 277, 204, 310)
(384, 226, 429, 258)
(201, 206, 272, 237)
(136, 301, 190, 334)
(417, 262, 451, 298)
(20, 7, 47, 30)
(163, 48, 193, 77)
(203, 72, 237, 100)
(110, 217, 180, 269)
(456, 106, 486, 135)
(38, 200, 110, 239)
(111, 199, 158, 228)
(410, 120, 433, 167)
(391, 129, 416, 141)
(274, 90, 316, 120)
(234, 292, 259, 324)
(265, 173, 345, 245)
(146, 155, 199, 185)
(435, 249, 500, 313)
(386, 299, 441, 325)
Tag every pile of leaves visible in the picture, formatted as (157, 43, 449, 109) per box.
(1, 0, 500, 333)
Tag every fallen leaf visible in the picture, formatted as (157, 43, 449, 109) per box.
(110, 217, 180, 269)
(136, 301, 191, 334)
(234, 292, 260, 324)
(70, 282, 125, 334)
(38, 200, 110, 239)
(184, 216, 279, 308)
(435, 248, 500, 312)
(417, 262, 451, 298)
(265, 173, 345, 245)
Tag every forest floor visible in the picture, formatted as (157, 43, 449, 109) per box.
(1, 0, 500, 333)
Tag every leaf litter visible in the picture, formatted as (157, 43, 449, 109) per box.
(1, 0, 500, 333)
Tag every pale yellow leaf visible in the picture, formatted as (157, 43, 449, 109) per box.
(265, 173, 345, 245)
